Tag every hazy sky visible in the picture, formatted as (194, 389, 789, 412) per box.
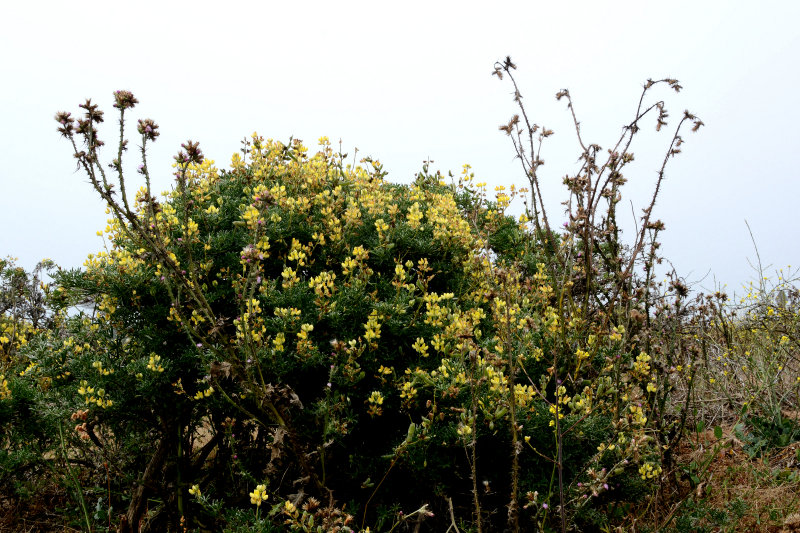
(2, 0, 798, 295)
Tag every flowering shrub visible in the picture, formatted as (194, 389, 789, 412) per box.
(0, 258, 60, 505)
(0, 258, 52, 361)
(0, 61, 714, 532)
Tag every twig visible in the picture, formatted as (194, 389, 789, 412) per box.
(446, 497, 461, 533)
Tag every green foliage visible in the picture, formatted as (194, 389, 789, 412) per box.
(661, 495, 752, 533)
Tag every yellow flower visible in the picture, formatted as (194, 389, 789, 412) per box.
(364, 310, 382, 342)
(368, 391, 384, 408)
(406, 202, 424, 229)
(147, 354, 165, 373)
(249, 484, 268, 506)
(399, 381, 417, 401)
(0, 375, 10, 400)
(281, 267, 299, 288)
(189, 484, 201, 497)
(297, 323, 314, 341)
(412, 337, 429, 357)
(374, 218, 389, 235)
(273, 332, 286, 352)
(638, 462, 662, 480)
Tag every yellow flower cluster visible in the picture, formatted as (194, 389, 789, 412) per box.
(406, 202, 424, 229)
(18, 360, 38, 377)
(281, 266, 300, 288)
(272, 332, 286, 353)
(631, 352, 651, 377)
(283, 499, 298, 517)
(638, 462, 662, 480)
(367, 390, 384, 417)
(424, 292, 454, 328)
(147, 354, 165, 373)
(274, 307, 302, 320)
(629, 404, 648, 426)
(235, 298, 267, 344)
(363, 310, 382, 344)
(287, 238, 310, 266)
(249, 484, 269, 506)
(412, 337, 429, 358)
(242, 205, 262, 229)
(192, 386, 214, 400)
(457, 423, 473, 437)
(431, 333, 447, 353)
(0, 317, 35, 358)
(0, 374, 10, 400)
(77, 380, 113, 408)
(514, 383, 536, 408)
(374, 218, 389, 238)
(297, 323, 314, 341)
(308, 270, 337, 299)
(399, 381, 418, 404)
(92, 360, 114, 376)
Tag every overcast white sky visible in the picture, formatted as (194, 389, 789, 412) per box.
(1, 0, 799, 295)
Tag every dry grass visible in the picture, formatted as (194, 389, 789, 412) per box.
(643, 425, 800, 532)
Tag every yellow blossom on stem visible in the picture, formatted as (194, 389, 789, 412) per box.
(249, 484, 268, 506)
